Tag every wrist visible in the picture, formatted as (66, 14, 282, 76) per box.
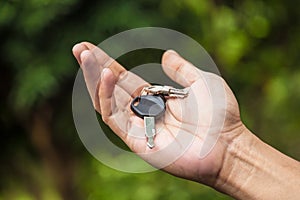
(215, 126, 300, 199)
(214, 126, 257, 199)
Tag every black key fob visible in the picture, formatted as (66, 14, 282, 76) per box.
(130, 95, 166, 119)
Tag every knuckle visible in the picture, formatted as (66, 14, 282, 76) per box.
(102, 115, 110, 124)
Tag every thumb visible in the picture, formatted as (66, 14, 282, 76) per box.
(161, 50, 201, 87)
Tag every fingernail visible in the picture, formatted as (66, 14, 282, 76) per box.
(72, 43, 80, 52)
(101, 68, 109, 79)
(72, 43, 83, 64)
(80, 50, 90, 64)
(166, 49, 179, 56)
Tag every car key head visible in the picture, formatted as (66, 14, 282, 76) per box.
(130, 95, 166, 119)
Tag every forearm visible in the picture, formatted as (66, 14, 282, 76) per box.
(215, 127, 300, 199)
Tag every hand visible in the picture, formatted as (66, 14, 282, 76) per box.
(73, 42, 300, 200)
(72, 42, 245, 186)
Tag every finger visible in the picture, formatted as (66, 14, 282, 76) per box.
(99, 68, 116, 121)
(72, 42, 96, 65)
(73, 42, 130, 79)
(89, 45, 115, 68)
(75, 42, 149, 110)
(79, 42, 149, 97)
(72, 43, 86, 65)
(113, 85, 132, 111)
(76, 42, 145, 108)
(99, 68, 132, 140)
(91, 50, 148, 97)
(93, 55, 148, 97)
(80, 50, 101, 110)
(161, 50, 202, 87)
(116, 71, 149, 97)
(72, 42, 103, 111)
(81, 43, 124, 77)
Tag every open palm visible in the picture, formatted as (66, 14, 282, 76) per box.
(72, 42, 244, 186)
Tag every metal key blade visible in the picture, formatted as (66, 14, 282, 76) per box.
(144, 116, 156, 148)
(143, 85, 189, 98)
(169, 88, 189, 98)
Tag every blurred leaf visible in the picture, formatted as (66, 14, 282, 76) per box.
(0, 2, 16, 26)
(11, 65, 57, 110)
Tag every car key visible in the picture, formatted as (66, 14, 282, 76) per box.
(130, 95, 166, 148)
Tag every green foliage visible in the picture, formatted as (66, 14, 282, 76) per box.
(1, 0, 300, 199)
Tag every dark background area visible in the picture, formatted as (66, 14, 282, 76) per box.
(1, 0, 300, 199)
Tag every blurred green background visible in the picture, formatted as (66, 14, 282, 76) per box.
(1, 0, 300, 199)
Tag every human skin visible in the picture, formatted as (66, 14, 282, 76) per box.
(72, 42, 300, 199)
